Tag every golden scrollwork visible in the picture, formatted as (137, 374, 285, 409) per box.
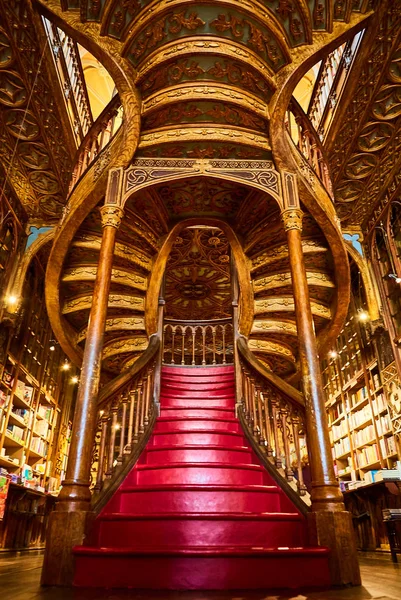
(254, 296, 331, 319)
(139, 125, 270, 150)
(142, 82, 268, 119)
(100, 205, 125, 228)
(281, 208, 303, 232)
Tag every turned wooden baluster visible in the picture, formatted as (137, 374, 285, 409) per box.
(271, 394, 282, 469)
(171, 328, 176, 364)
(212, 327, 217, 365)
(105, 401, 119, 479)
(292, 413, 307, 495)
(242, 369, 250, 419)
(280, 404, 294, 481)
(133, 385, 141, 444)
(192, 327, 196, 365)
(261, 389, 274, 457)
(144, 370, 151, 425)
(222, 326, 226, 365)
(124, 389, 136, 454)
(202, 327, 206, 365)
(181, 327, 186, 365)
(117, 393, 129, 464)
(94, 409, 109, 491)
(256, 384, 265, 444)
(249, 377, 258, 435)
(139, 377, 146, 433)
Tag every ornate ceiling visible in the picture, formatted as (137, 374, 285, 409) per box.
(165, 227, 232, 321)
(0, 0, 74, 220)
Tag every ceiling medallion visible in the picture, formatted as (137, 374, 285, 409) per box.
(344, 153, 377, 179)
(372, 85, 401, 120)
(357, 121, 394, 152)
(179, 281, 211, 300)
(334, 180, 364, 203)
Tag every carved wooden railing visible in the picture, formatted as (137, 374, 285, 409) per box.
(236, 336, 310, 507)
(285, 97, 333, 199)
(163, 319, 234, 366)
(90, 336, 160, 508)
(68, 94, 123, 195)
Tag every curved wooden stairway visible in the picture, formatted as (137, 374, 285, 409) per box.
(74, 365, 330, 590)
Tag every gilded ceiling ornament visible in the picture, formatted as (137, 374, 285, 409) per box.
(372, 85, 401, 120)
(5, 108, 39, 139)
(0, 70, 27, 107)
(388, 48, 401, 84)
(0, 28, 13, 67)
(29, 170, 60, 194)
(18, 142, 50, 170)
(357, 122, 394, 152)
(344, 153, 377, 179)
(100, 205, 124, 228)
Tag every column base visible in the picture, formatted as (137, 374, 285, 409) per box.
(41, 509, 94, 586)
(307, 510, 361, 586)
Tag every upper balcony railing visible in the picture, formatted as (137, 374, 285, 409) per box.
(42, 17, 93, 145)
(307, 30, 364, 142)
(68, 94, 123, 195)
(163, 319, 234, 367)
(285, 98, 334, 199)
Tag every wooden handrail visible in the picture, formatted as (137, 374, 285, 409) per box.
(163, 320, 234, 366)
(68, 94, 122, 195)
(237, 336, 303, 407)
(236, 336, 309, 501)
(98, 335, 159, 408)
(285, 97, 333, 199)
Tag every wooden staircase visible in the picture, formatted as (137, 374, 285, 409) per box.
(73, 365, 330, 590)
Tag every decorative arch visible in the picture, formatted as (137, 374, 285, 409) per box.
(5, 228, 55, 315)
(145, 217, 254, 337)
(344, 240, 381, 322)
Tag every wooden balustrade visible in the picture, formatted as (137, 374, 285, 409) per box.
(90, 357, 156, 493)
(68, 95, 123, 194)
(163, 319, 234, 366)
(237, 337, 308, 497)
(285, 98, 333, 199)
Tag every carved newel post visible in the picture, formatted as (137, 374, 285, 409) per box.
(282, 207, 360, 586)
(42, 173, 124, 586)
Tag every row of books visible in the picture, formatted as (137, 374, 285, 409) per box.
(371, 393, 386, 415)
(333, 436, 351, 459)
(331, 419, 348, 441)
(356, 443, 380, 468)
(347, 385, 369, 410)
(348, 405, 371, 429)
(353, 424, 376, 448)
(376, 413, 392, 437)
(380, 435, 397, 458)
(6, 424, 25, 443)
(30, 436, 48, 457)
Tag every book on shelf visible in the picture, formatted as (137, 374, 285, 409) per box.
(6, 424, 25, 442)
(2, 371, 13, 387)
(380, 435, 397, 458)
(30, 436, 48, 457)
(353, 424, 376, 447)
(356, 443, 380, 468)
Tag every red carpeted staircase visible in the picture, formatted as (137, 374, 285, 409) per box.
(74, 365, 330, 589)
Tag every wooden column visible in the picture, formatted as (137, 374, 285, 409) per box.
(282, 207, 360, 586)
(42, 203, 124, 586)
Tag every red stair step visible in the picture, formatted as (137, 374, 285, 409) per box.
(73, 546, 331, 589)
(162, 365, 234, 376)
(96, 512, 306, 548)
(154, 417, 240, 434)
(151, 430, 245, 447)
(131, 462, 265, 486)
(116, 484, 282, 514)
(161, 380, 235, 391)
(160, 397, 234, 408)
(143, 445, 253, 465)
(160, 407, 234, 419)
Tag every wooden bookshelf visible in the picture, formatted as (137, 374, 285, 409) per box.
(323, 313, 398, 487)
(0, 260, 75, 496)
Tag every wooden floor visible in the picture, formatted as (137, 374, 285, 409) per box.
(0, 551, 399, 600)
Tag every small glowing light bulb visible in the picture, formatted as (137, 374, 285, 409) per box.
(329, 350, 337, 359)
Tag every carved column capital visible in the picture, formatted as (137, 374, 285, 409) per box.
(281, 208, 304, 232)
(100, 205, 124, 229)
